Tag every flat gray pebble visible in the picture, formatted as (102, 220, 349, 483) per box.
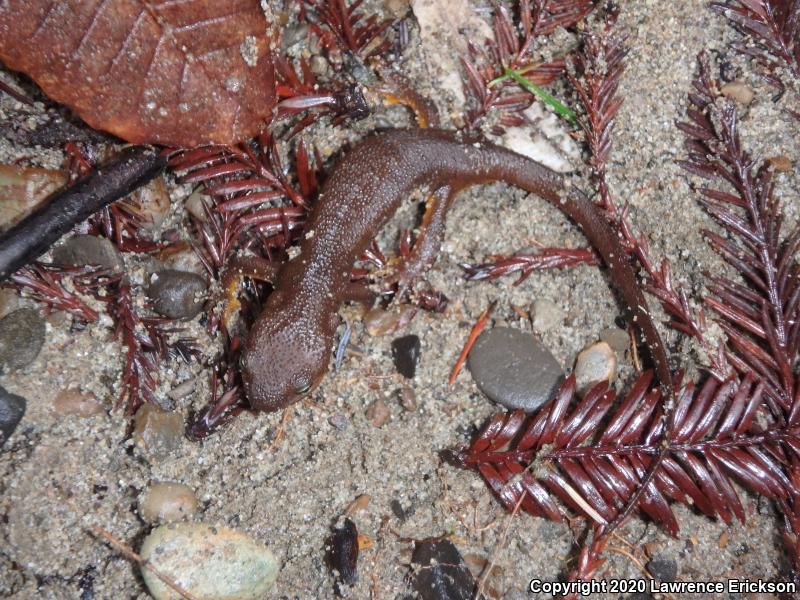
(51, 234, 124, 272)
(0, 386, 25, 448)
(0, 308, 45, 372)
(147, 269, 207, 319)
(467, 327, 563, 412)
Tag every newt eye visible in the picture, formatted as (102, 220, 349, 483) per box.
(295, 380, 312, 395)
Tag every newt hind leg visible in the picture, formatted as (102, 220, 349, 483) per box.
(385, 185, 455, 299)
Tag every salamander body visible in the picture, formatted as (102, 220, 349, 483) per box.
(241, 128, 671, 411)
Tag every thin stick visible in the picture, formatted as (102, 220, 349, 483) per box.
(0, 146, 166, 281)
(88, 524, 200, 600)
(473, 490, 525, 600)
(449, 300, 497, 385)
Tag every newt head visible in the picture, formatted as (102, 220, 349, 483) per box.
(240, 305, 331, 412)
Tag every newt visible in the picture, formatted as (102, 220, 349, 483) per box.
(239, 128, 673, 412)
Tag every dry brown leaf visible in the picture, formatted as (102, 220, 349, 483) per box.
(0, 0, 277, 146)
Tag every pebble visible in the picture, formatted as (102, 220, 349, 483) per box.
(328, 412, 349, 430)
(309, 55, 329, 77)
(132, 176, 171, 230)
(51, 234, 124, 273)
(391, 334, 421, 378)
(396, 387, 417, 411)
(363, 305, 415, 336)
(720, 80, 754, 105)
(365, 398, 391, 427)
(147, 269, 207, 319)
(599, 327, 630, 354)
(0, 288, 20, 319)
(132, 404, 184, 460)
(768, 155, 792, 172)
(410, 538, 476, 600)
(0, 164, 66, 231)
(0, 386, 26, 449)
(646, 557, 677, 582)
(574, 342, 617, 393)
(157, 242, 207, 276)
(328, 518, 359, 589)
(167, 378, 196, 401)
(531, 298, 564, 332)
(184, 189, 210, 222)
(140, 482, 198, 524)
(467, 327, 564, 412)
(0, 308, 46, 372)
(51, 389, 103, 417)
(384, 0, 410, 17)
(140, 523, 278, 600)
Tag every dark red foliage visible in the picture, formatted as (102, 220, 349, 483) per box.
(711, 0, 800, 87)
(6, 263, 101, 323)
(304, 0, 394, 61)
(106, 280, 201, 415)
(168, 134, 321, 276)
(449, 370, 796, 572)
(461, 246, 599, 285)
(677, 55, 798, 414)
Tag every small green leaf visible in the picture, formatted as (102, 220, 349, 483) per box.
(495, 66, 577, 124)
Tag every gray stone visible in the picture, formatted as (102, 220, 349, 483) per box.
(599, 327, 630, 354)
(52, 234, 124, 272)
(0, 386, 25, 448)
(140, 523, 279, 600)
(646, 557, 677, 582)
(467, 327, 563, 412)
(147, 269, 207, 319)
(0, 308, 45, 372)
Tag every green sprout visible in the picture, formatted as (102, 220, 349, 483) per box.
(490, 66, 577, 124)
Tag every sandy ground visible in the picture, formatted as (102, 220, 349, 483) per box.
(1, 1, 799, 599)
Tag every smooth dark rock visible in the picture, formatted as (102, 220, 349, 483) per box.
(147, 269, 207, 319)
(646, 557, 677, 582)
(410, 538, 479, 600)
(0, 386, 26, 448)
(391, 334, 421, 379)
(0, 308, 45, 372)
(467, 327, 563, 412)
(52, 234, 124, 272)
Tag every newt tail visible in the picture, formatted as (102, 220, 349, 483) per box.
(241, 128, 672, 411)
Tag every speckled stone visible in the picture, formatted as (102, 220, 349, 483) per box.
(0, 386, 25, 448)
(467, 327, 563, 412)
(574, 342, 617, 393)
(52, 234, 124, 272)
(0, 308, 45, 372)
(147, 269, 207, 319)
(140, 482, 198, 524)
(140, 523, 278, 600)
